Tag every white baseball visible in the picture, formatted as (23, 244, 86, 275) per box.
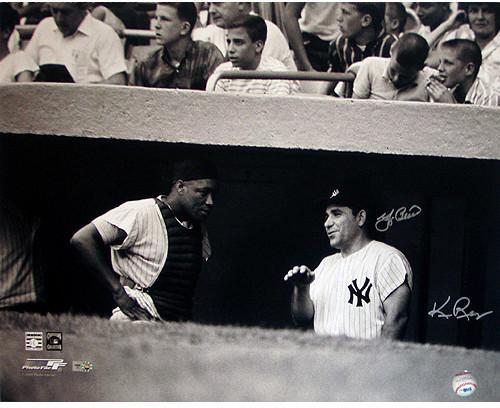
(452, 371, 477, 397)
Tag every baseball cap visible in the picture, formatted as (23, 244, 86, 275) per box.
(171, 157, 218, 183)
(319, 184, 371, 211)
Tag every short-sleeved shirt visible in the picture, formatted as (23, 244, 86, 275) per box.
(353, 57, 435, 102)
(92, 197, 210, 290)
(329, 31, 398, 73)
(129, 40, 224, 90)
(207, 56, 298, 95)
(192, 19, 297, 72)
(25, 13, 126, 83)
(309, 240, 412, 339)
(463, 76, 500, 107)
(0, 51, 38, 83)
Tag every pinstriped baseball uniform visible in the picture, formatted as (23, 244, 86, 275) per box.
(309, 240, 412, 339)
(0, 204, 41, 308)
(91, 196, 211, 320)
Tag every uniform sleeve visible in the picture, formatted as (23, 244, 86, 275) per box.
(309, 258, 327, 303)
(376, 252, 412, 302)
(91, 203, 140, 250)
(96, 26, 127, 80)
(353, 59, 372, 99)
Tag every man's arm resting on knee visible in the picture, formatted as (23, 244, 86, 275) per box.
(70, 223, 151, 320)
(291, 284, 315, 327)
(381, 279, 411, 340)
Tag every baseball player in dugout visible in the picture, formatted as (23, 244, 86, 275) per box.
(70, 158, 218, 322)
(284, 185, 413, 340)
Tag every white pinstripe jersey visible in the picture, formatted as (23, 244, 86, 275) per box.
(92, 197, 211, 291)
(309, 240, 412, 339)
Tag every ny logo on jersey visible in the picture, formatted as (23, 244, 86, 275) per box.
(348, 277, 372, 307)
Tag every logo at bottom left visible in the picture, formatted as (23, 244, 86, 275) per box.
(21, 358, 68, 376)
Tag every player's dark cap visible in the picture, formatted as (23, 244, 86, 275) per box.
(171, 157, 218, 183)
(319, 184, 372, 211)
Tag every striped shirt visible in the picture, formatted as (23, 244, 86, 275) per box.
(464, 76, 500, 107)
(208, 57, 299, 95)
(329, 31, 398, 73)
(92, 197, 210, 291)
(309, 240, 412, 340)
(0, 204, 41, 308)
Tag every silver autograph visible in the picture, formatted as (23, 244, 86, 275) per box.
(375, 205, 422, 232)
(428, 296, 494, 321)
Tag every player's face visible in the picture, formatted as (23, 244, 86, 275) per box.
(154, 5, 189, 46)
(209, 2, 240, 28)
(227, 27, 262, 70)
(468, 4, 498, 39)
(50, 3, 87, 37)
(337, 3, 364, 38)
(437, 48, 468, 88)
(181, 179, 217, 222)
(416, 3, 447, 28)
(324, 205, 362, 251)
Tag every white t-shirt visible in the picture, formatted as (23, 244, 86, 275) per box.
(25, 13, 126, 83)
(310, 240, 412, 339)
(0, 51, 38, 83)
(192, 19, 297, 72)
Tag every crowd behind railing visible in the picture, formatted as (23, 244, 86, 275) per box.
(1, 2, 499, 107)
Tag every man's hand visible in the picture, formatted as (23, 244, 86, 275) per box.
(112, 287, 154, 321)
(284, 265, 315, 286)
(427, 77, 457, 104)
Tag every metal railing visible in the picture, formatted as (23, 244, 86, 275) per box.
(207, 70, 355, 95)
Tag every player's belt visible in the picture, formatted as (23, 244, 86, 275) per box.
(120, 276, 147, 292)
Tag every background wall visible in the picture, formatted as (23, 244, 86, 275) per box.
(0, 85, 498, 350)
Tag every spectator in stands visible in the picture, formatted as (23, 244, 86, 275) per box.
(130, 2, 224, 90)
(414, 2, 462, 67)
(427, 39, 499, 106)
(0, 3, 38, 82)
(463, 3, 500, 95)
(25, 2, 126, 84)
(384, 3, 408, 37)
(193, 2, 297, 71)
(283, 2, 340, 72)
(353, 32, 435, 102)
(329, 3, 397, 74)
(206, 15, 297, 95)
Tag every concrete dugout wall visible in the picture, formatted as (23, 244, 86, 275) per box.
(0, 84, 499, 350)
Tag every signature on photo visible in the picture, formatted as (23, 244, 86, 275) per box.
(428, 296, 494, 321)
(375, 205, 422, 232)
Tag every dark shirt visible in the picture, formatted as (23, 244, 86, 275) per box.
(130, 40, 224, 90)
(328, 31, 398, 73)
